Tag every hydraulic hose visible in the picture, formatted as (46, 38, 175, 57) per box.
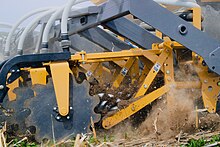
(41, 0, 88, 53)
(60, 0, 88, 52)
(0, 22, 12, 29)
(41, 5, 65, 51)
(4, 7, 56, 57)
(17, 8, 57, 55)
(154, 0, 200, 8)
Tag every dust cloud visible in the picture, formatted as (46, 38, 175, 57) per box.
(138, 88, 197, 140)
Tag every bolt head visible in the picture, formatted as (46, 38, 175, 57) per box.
(66, 116, 70, 120)
(56, 116, 61, 120)
(70, 107, 73, 110)
(144, 84, 148, 89)
(131, 105, 135, 111)
(166, 70, 170, 74)
(0, 85, 4, 90)
(53, 107, 57, 111)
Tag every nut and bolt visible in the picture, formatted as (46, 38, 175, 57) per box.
(170, 43, 174, 48)
(56, 116, 61, 120)
(0, 85, 4, 90)
(131, 105, 135, 111)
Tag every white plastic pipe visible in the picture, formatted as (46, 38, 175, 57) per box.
(42, 0, 89, 50)
(17, 8, 57, 55)
(154, 0, 200, 8)
(0, 22, 12, 29)
(42, 6, 65, 45)
(4, 7, 55, 57)
(61, 0, 88, 35)
(34, 24, 46, 54)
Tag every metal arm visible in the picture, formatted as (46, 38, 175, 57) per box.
(63, 0, 220, 75)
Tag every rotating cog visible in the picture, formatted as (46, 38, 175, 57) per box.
(25, 75, 100, 142)
(0, 86, 34, 134)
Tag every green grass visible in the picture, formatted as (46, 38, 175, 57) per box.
(184, 134, 220, 147)
(11, 138, 37, 147)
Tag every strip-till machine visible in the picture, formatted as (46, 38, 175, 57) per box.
(0, 0, 220, 142)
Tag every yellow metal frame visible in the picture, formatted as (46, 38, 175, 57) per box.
(7, 75, 19, 101)
(135, 42, 171, 98)
(102, 85, 170, 129)
(128, 57, 140, 84)
(30, 67, 48, 85)
(101, 42, 173, 128)
(23, 6, 220, 130)
(112, 57, 136, 88)
(50, 62, 70, 116)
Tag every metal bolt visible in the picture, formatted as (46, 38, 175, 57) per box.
(166, 70, 170, 74)
(144, 84, 148, 89)
(208, 86, 213, 92)
(53, 107, 57, 111)
(70, 107, 73, 110)
(66, 116, 70, 120)
(56, 116, 61, 120)
(170, 43, 174, 48)
(131, 105, 135, 111)
(11, 69, 15, 73)
(204, 80, 208, 83)
(217, 81, 220, 86)
(0, 85, 4, 90)
(16, 69, 20, 72)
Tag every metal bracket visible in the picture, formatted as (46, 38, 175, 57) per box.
(50, 62, 70, 116)
(0, 52, 71, 102)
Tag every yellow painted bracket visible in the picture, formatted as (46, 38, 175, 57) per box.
(155, 30, 163, 39)
(50, 62, 70, 116)
(138, 58, 154, 83)
(30, 67, 48, 85)
(112, 57, 136, 88)
(85, 63, 100, 81)
(129, 58, 140, 84)
(93, 63, 111, 84)
(198, 68, 220, 113)
(192, 7, 202, 30)
(201, 78, 220, 113)
(164, 50, 175, 107)
(7, 74, 19, 101)
(102, 85, 169, 129)
(194, 55, 220, 113)
(135, 44, 171, 98)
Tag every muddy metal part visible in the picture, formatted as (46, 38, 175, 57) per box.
(0, 0, 220, 141)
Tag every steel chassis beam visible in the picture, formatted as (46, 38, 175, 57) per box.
(64, 0, 220, 75)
